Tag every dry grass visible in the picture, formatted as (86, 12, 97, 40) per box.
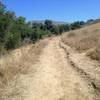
(67, 32, 76, 38)
(62, 22, 100, 62)
(86, 47, 100, 61)
(0, 38, 49, 90)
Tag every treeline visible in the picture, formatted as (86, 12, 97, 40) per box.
(0, 1, 87, 52)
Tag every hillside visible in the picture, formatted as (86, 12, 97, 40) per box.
(0, 22, 100, 100)
(62, 22, 100, 61)
(61, 22, 100, 99)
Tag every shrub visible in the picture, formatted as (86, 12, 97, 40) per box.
(5, 33, 21, 49)
(67, 32, 76, 37)
(87, 47, 100, 61)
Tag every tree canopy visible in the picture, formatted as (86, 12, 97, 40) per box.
(0, 1, 86, 53)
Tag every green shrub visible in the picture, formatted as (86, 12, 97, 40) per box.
(5, 33, 21, 49)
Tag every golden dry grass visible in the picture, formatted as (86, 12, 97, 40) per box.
(0, 39, 49, 93)
(62, 22, 100, 62)
(86, 47, 100, 61)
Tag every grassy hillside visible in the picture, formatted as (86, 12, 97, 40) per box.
(0, 38, 49, 96)
(62, 22, 100, 62)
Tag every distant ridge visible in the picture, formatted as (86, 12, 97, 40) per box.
(32, 20, 68, 25)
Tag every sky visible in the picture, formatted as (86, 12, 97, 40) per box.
(2, 0, 100, 22)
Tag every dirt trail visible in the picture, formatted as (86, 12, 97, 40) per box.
(22, 37, 95, 100)
(1, 37, 97, 100)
